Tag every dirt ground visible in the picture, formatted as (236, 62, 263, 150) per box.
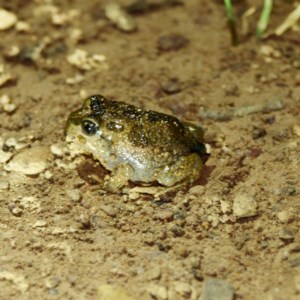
(0, 0, 300, 299)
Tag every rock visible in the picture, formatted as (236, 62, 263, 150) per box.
(277, 209, 294, 223)
(189, 185, 205, 195)
(200, 278, 234, 300)
(97, 284, 136, 300)
(32, 220, 47, 228)
(0, 8, 17, 30)
(0, 65, 14, 87)
(4, 146, 50, 175)
(104, 3, 137, 32)
(67, 49, 108, 71)
(0, 181, 9, 190)
(147, 284, 168, 300)
(174, 282, 191, 298)
(66, 189, 82, 202)
(142, 266, 161, 281)
(157, 34, 189, 51)
(232, 193, 257, 218)
(0, 94, 17, 113)
(0, 149, 13, 163)
(50, 143, 65, 157)
(293, 124, 300, 137)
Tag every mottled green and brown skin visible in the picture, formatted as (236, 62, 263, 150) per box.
(66, 95, 208, 194)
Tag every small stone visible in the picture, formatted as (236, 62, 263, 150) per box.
(278, 228, 294, 241)
(157, 34, 189, 51)
(0, 181, 9, 190)
(161, 79, 181, 94)
(4, 147, 50, 175)
(174, 282, 191, 298)
(0, 150, 13, 163)
(128, 192, 140, 200)
(260, 45, 281, 58)
(0, 65, 14, 87)
(99, 204, 117, 217)
(15, 21, 30, 32)
(44, 170, 53, 180)
(66, 189, 81, 202)
(97, 284, 136, 300)
(233, 193, 257, 218)
(65, 74, 84, 85)
(293, 125, 300, 137)
(19, 196, 40, 211)
(220, 200, 231, 214)
(67, 49, 108, 71)
(200, 278, 234, 300)
(4, 137, 17, 148)
(11, 207, 23, 217)
(189, 185, 205, 195)
(142, 266, 161, 281)
(277, 210, 294, 223)
(0, 8, 17, 30)
(32, 220, 47, 228)
(0, 94, 17, 113)
(50, 144, 64, 157)
(104, 3, 137, 32)
(147, 284, 168, 300)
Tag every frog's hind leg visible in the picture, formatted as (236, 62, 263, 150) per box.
(103, 164, 134, 193)
(156, 153, 203, 197)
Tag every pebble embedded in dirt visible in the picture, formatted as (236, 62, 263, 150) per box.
(97, 284, 136, 300)
(232, 193, 258, 218)
(200, 278, 234, 300)
(0, 8, 17, 30)
(104, 2, 137, 32)
(157, 34, 189, 51)
(0, 94, 17, 113)
(66, 189, 82, 202)
(0, 65, 14, 87)
(147, 284, 168, 300)
(4, 146, 50, 175)
(173, 281, 192, 298)
(50, 143, 65, 157)
(161, 79, 181, 94)
(0, 150, 13, 163)
(0, 181, 9, 190)
(67, 49, 108, 71)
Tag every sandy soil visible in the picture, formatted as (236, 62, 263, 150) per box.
(0, 0, 300, 299)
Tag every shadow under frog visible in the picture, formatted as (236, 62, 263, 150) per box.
(66, 95, 209, 197)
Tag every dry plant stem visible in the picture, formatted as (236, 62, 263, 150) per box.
(199, 99, 284, 121)
(275, 4, 300, 36)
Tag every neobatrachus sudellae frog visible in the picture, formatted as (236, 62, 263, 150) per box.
(66, 95, 208, 196)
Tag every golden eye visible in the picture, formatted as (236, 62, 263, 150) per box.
(81, 119, 99, 136)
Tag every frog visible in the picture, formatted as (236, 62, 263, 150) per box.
(65, 94, 208, 196)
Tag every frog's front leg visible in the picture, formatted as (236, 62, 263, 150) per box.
(103, 164, 134, 192)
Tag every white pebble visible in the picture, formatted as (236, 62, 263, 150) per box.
(233, 193, 257, 218)
(50, 144, 64, 157)
(0, 150, 13, 163)
(4, 146, 50, 175)
(0, 8, 17, 30)
(32, 220, 47, 228)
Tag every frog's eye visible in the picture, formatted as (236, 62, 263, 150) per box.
(81, 119, 99, 136)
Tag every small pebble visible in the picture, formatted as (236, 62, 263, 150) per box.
(174, 282, 191, 298)
(50, 144, 64, 157)
(189, 185, 205, 195)
(97, 284, 136, 300)
(200, 278, 234, 300)
(157, 34, 189, 51)
(4, 146, 50, 175)
(0, 150, 13, 163)
(11, 207, 23, 217)
(147, 284, 168, 300)
(32, 220, 47, 228)
(104, 2, 137, 32)
(66, 189, 82, 202)
(67, 49, 108, 71)
(0, 8, 17, 30)
(0, 181, 9, 190)
(233, 193, 257, 218)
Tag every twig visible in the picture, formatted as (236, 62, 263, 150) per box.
(199, 99, 284, 121)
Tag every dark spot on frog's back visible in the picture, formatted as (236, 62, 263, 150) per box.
(129, 125, 149, 147)
(89, 95, 106, 116)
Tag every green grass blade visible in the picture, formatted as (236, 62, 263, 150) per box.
(256, 0, 273, 38)
(224, 0, 238, 45)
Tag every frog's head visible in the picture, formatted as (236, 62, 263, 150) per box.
(65, 95, 107, 156)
